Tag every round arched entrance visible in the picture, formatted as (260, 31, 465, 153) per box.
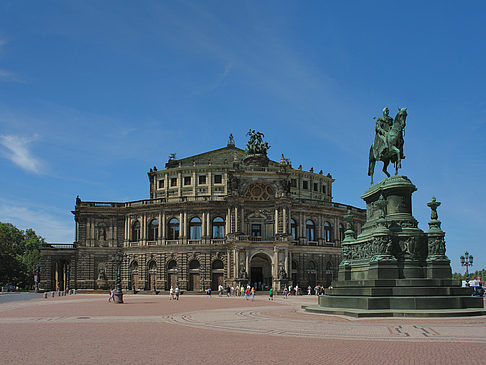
(250, 253, 272, 291)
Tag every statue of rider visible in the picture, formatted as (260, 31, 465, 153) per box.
(373, 107, 393, 158)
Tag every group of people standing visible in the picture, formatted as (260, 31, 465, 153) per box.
(169, 286, 180, 300)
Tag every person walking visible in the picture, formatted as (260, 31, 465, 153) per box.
(283, 287, 288, 299)
(206, 287, 211, 297)
(251, 287, 255, 301)
(108, 288, 114, 302)
(245, 286, 250, 300)
(268, 287, 273, 300)
(175, 286, 180, 300)
(241, 285, 245, 297)
(169, 286, 174, 300)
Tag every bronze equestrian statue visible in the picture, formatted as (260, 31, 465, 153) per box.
(368, 107, 407, 185)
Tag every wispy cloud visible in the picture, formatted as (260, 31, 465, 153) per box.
(0, 134, 43, 174)
(0, 200, 73, 243)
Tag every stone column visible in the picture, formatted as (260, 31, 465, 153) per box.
(274, 208, 279, 235)
(283, 207, 287, 234)
(245, 251, 249, 275)
(201, 212, 206, 239)
(240, 207, 244, 234)
(179, 213, 183, 240)
(206, 212, 211, 237)
(273, 246, 278, 278)
(90, 218, 95, 246)
(226, 208, 231, 234)
(162, 212, 166, 240)
(234, 206, 238, 232)
(158, 212, 162, 240)
(299, 212, 304, 238)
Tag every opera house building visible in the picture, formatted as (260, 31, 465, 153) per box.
(40, 133, 365, 293)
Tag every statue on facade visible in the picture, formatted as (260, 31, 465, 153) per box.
(227, 133, 235, 147)
(97, 267, 107, 281)
(368, 107, 407, 185)
(245, 129, 270, 155)
(239, 267, 248, 279)
(278, 266, 288, 280)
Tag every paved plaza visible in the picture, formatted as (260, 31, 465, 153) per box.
(0, 293, 485, 364)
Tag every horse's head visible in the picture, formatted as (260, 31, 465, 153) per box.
(395, 107, 407, 128)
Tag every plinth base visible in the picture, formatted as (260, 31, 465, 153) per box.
(303, 305, 486, 318)
(114, 292, 124, 304)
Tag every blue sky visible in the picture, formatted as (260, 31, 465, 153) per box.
(0, 1, 485, 274)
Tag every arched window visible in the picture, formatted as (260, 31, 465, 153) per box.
(292, 260, 298, 270)
(339, 223, 345, 241)
(306, 219, 315, 241)
(189, 260, 200, 270)
(167, 260, 177, 270)
(307, 261, 316, 270)
(168, 218, 179, 240)
(212, 260, 224, 270)
(148, 219, 158, 240)
(326, 261, 333, 273)
(290, 219, 297, 240)
(189, 217, 201, 239)
(148, 261, 157, 272)
(324, 221, 332, 242)
(212, 217, 225, 238)
(131, 221, 140, 241)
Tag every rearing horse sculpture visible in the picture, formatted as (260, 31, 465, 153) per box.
(368, 107, 407, 185)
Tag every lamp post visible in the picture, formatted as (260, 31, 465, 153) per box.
(112, 250, 127, 303)
(32, 265, 39, 293)
(460, 252, 473, 287)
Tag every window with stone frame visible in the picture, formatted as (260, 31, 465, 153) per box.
(214, 174, 223, 184)
(291, 179, 297, 188)
(313, 183, 318, 192)
(212, 217, 225, 238)
(189, 217, 202, 239)
(167, 218, 179, 239)
(131, 221, 140, 241)
(322, 184, 326, 194)
(158, 179, 164, 189)
(339, 223, 345, 241)
(290, 219, 297, 240)
(324, 221, 332, 242)
(148, 219, 158, 240)
(302, 180, 308, 190)
(306, 219, 315, 241)
(198, 175, 207, 185)
(170, 177, 177, 187)
(184, 176, 191, 186)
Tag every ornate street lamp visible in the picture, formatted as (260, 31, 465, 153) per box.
(112, 250, 127, 303)
(460, 252, 473, 287)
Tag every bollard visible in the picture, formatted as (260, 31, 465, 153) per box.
(73, 289, 76, 295)
(43, 292, 47, 299)
(51, 291, 55, 298)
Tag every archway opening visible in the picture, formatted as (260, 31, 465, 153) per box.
(250, 253, 272, 291)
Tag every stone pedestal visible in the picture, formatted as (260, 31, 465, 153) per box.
(305, 176, 485, 317)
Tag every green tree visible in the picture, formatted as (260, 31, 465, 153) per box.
(0, 222, 45, 288)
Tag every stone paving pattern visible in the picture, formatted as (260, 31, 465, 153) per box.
(1, 293, 485, 364)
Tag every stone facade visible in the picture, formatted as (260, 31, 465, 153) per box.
(40, 138, 365, 292)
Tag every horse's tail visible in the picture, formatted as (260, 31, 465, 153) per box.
(368, 146, 374, 176)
